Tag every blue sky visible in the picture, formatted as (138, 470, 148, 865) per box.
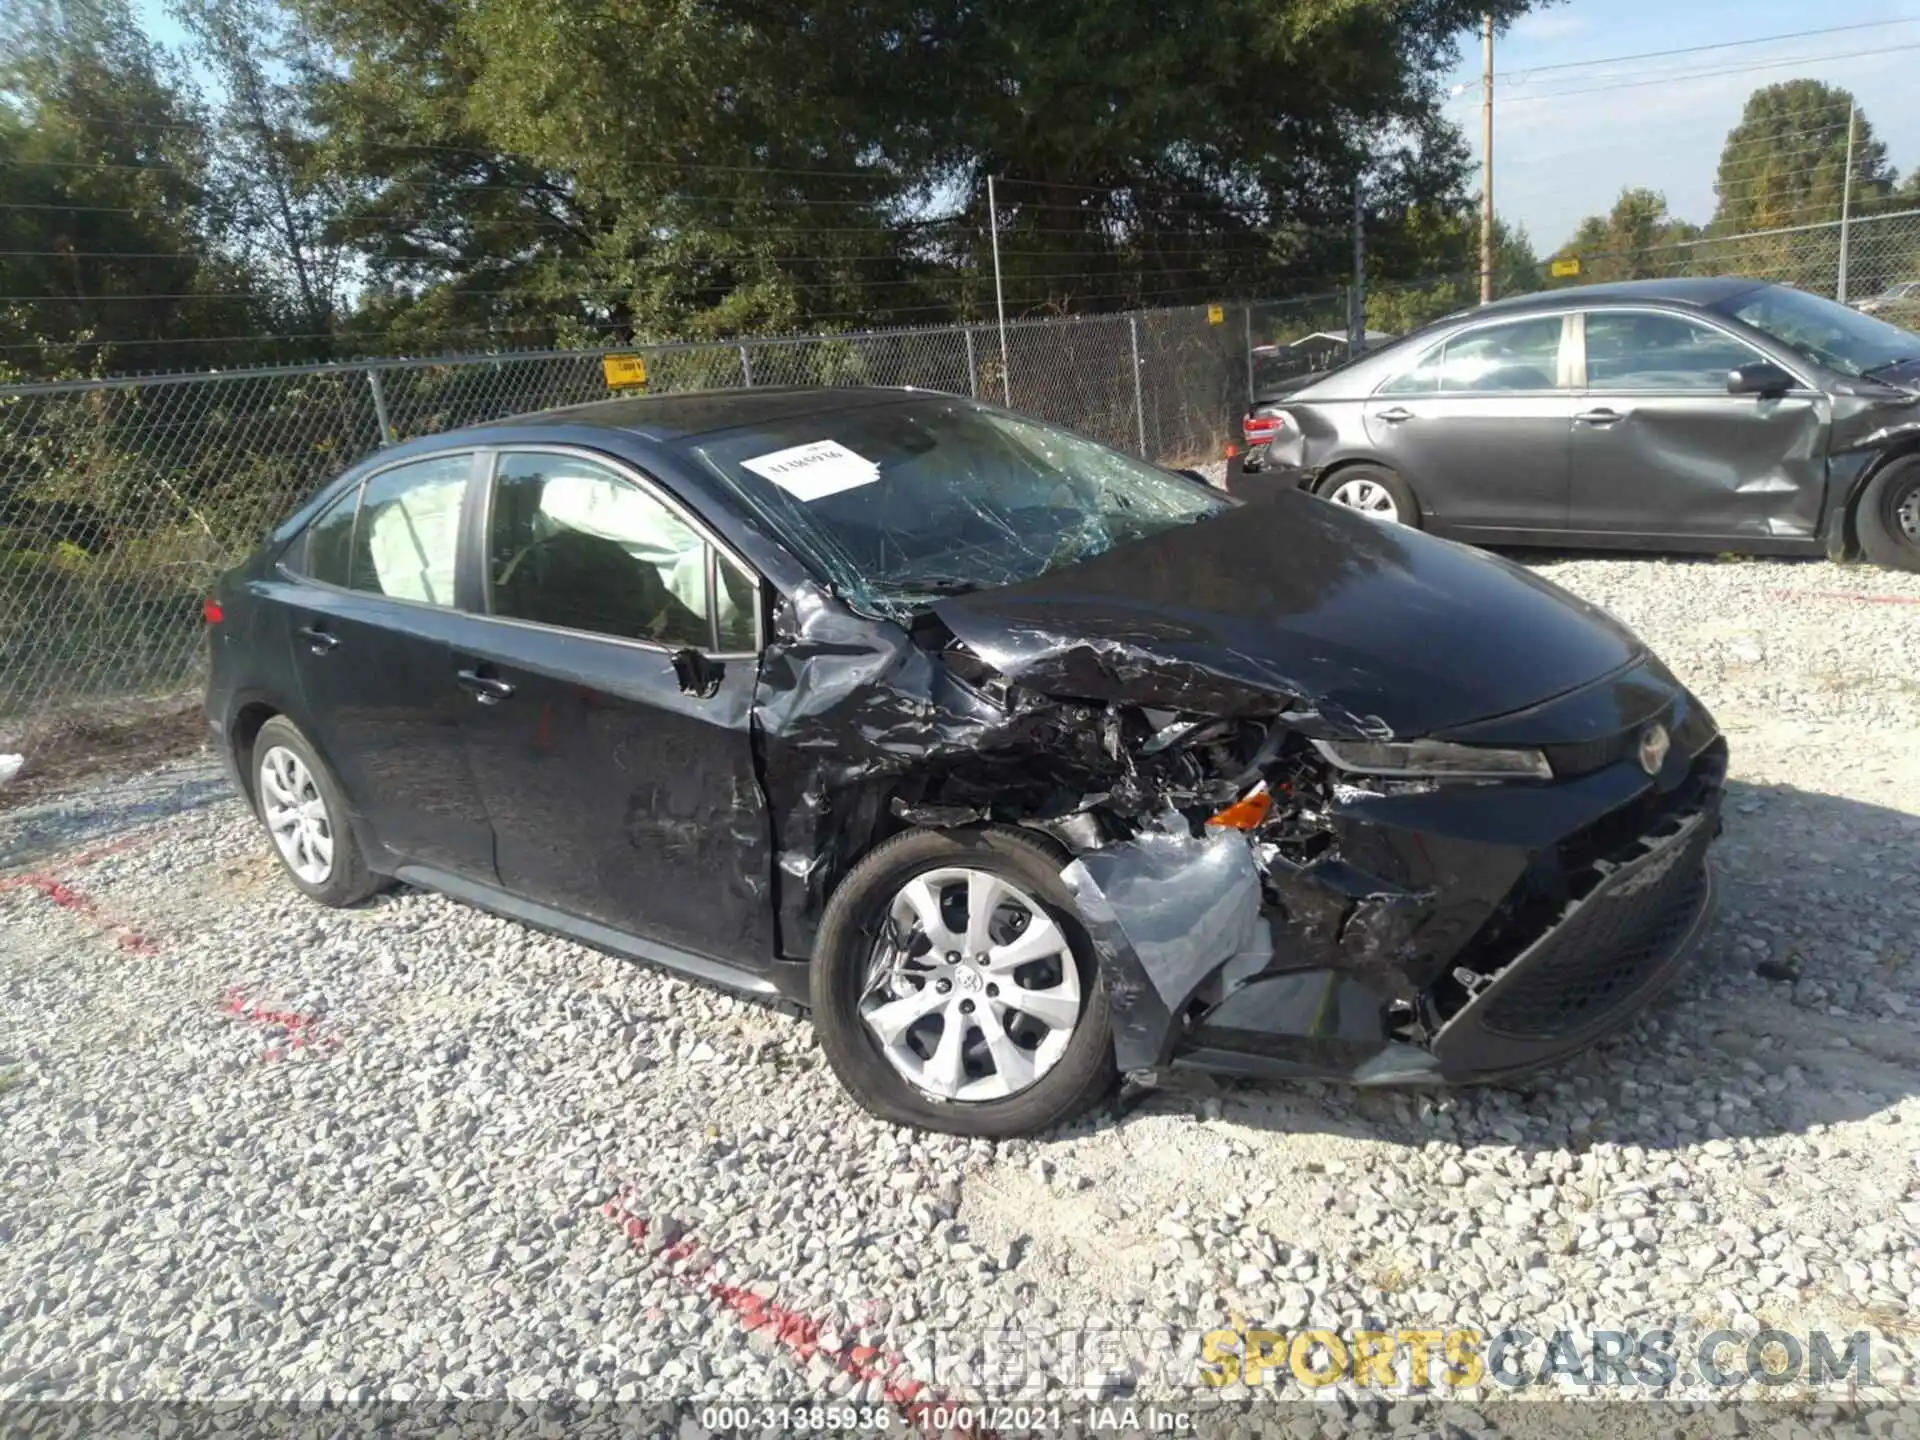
(1444, 2, 1920, 251)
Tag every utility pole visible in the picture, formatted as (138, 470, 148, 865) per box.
(1480, 13, 1494, 305)
(987, 174, 1012, 406)
(1838, 104, 1858, 303)
(1350, 177, 1367, 357)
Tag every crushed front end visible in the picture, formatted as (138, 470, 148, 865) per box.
(1058, 658, 1726, 1085)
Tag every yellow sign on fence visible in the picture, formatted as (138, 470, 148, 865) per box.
(602, 354, 649, 390)
(1550, 257, 1581, 278)
(1207, 304, 1225, 325)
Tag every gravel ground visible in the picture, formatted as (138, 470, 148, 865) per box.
(4, 547, 1920, 1435)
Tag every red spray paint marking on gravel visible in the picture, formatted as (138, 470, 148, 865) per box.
(0, 871, 159, 953)
(598, 1191, 984, 1433)
(219, 988, 340, 1059)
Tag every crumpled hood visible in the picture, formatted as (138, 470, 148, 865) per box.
(933, 488, 1644, 738)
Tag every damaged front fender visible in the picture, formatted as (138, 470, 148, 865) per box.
(1060, 819, 1271, 1072)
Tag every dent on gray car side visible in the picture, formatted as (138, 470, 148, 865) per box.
(1256, 287, 1920, 555)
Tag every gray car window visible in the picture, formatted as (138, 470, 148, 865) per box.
(1585, 312, 1761, 391)
(1380, 315, 1565, 394)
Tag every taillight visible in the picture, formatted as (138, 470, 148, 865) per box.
(202, 599, 224, 624)
(1241, 409, 1289, 446)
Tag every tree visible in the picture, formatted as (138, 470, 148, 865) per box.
(1711, 80, 1894, 236)
(1707, 81, 1899, 297)
(1549, 188, 1701, 285)
(0, 0, 265, 376)
(288, 0, 1548, 346)
(1365, 207, 1540, 333)
(171, 0, 363, 358)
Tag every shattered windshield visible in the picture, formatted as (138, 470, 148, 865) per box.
(1714, 284, 1920, 378)
(690, 397, 1230, 615)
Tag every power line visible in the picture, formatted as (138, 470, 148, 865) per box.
(1491, 17, 1920, 82)
(1493, 41, 1920, 105)
(1497, 120, 1854, 170)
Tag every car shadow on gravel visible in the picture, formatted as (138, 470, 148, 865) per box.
(1115, 776, 1920, 1155)
(0, 756, 232, 871)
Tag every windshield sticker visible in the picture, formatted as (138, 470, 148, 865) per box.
(740, 440, 881, 502)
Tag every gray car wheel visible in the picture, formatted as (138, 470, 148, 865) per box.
(1857, 455, 1920, 574)
(1318, 464, 1421, 528)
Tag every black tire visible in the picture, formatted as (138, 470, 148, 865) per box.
(1856, 454, 1920, 573)
(809, 826, 1117, 1137)
(250, 715, 385, 907)
(1316, 462, 1423, 528)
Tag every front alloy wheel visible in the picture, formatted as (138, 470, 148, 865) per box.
(809, 826, 1117, 1136)
(860, 867, 1082, 1102)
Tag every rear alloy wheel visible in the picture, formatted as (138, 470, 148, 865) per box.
(1320, 464, 1420, 527)
(810, 827, 1116, 1136)
(1857, 455, 1920, 573)
(250, 715, 384, 907)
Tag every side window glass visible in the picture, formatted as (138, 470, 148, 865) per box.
(488, 452, 713, 649)
(301, 485, 359, 587)
(716, 552, 758, 652)
(1435, 316, 1565, 392)
(350, 455, 469, 604)
(1379, 343, 1443, 395)
(1585, 312, 1761, 391)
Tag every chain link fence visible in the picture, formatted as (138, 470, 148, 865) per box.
(1541, 207, 1920, 318)
(0, 302, 1259, 745)
(8, 208, 1920, 749)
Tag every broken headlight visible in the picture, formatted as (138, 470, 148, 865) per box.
(1311, 737, 1552, 780)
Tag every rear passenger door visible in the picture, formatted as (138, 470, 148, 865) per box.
(453, 448, 775, 970)
(1361, 312, 1577, 534)
(279, 451, 498, 879)
(1567, 308, 1826, 540)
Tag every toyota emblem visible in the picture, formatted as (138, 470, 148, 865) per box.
(1638, 723, 1671, 776)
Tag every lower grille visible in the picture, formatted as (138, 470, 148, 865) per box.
(1479, 819, 1714, 1041)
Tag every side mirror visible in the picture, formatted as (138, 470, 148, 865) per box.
(1727, 361, 1794, 398)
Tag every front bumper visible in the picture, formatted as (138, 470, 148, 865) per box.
(1062, 666, 1726, 1086)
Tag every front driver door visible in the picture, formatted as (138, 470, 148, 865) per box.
(454, 447, 775, 971)
(1567, 308, 1827, 541)
(1362, 311, 1578, 535)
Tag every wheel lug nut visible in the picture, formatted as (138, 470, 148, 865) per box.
(936, 980, 951, 994)
(986, 983, 998, 997)
(945, 952, 960, 964)
(959, 999, 974, 1014)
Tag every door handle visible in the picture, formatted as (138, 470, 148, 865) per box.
(1574, 408, 1624, 425)
(1375, 407, 1414, 424)
(294, 625, 339, 655)
(455, 669, 516, 705)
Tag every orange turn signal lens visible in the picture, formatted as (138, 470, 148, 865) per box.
(1206, 785, 1271, 830)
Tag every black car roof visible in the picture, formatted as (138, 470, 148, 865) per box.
(1472, 276, 1772, 316)
(471, 385, 926, 442)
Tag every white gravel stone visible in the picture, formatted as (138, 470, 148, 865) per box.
(2, 551, 1918, 1423)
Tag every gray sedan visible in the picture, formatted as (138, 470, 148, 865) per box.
(1233, 277, 1920, 573)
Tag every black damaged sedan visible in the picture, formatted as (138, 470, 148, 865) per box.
(206, 388, 1725, 1136)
